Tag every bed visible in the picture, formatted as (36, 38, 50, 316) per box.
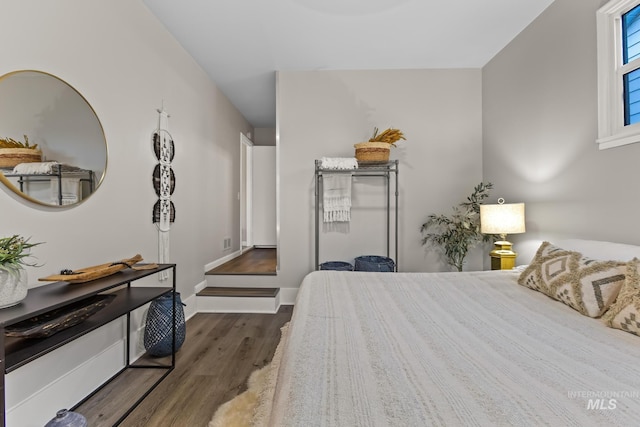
(263, 240, 640, 426)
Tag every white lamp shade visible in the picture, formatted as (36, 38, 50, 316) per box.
(480, 202, 526, 235)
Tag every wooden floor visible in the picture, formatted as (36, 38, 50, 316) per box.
(75, 306, 293, 427)
(206, 247, 277, 275)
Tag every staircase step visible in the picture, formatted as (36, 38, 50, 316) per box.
(197, 287, 279, 298)
(205, 270, 277, 276)
(196, 287, 280, 314)
(205, 274, 280, 289)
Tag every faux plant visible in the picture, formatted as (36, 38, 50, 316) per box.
(369, 127, 406, 147)
(420, 182, 494, 272)
(0, 235, 42, 273)
(0, 135, 39, 150)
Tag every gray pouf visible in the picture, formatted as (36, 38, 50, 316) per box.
(320, 261, 354, 271)
(354, 255, 395, 272)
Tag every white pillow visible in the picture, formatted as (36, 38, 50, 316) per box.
(554, 239, 640, 262)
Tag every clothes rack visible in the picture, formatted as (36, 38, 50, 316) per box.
(314, 159, 399, 271)
(2, 164, 94, 205)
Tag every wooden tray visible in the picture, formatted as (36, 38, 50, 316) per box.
(4, 294, 116, 338)
(38, 254, 156, 284)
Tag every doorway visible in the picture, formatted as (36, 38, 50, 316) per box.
(205, 132, 277, 276)
(240, 133, 253, 253)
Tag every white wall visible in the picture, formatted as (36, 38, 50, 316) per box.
(1, 1, 251, 425)
(482, 0, 639, 264)
(253, 146, 277, 246)
(277, 69, 483, 291)
(254, 127, 276, 146)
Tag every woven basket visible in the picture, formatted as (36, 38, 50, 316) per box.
(354, 141, 390, 164)
(0, 148, 42, 168)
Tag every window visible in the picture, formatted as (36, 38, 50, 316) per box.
(597, 0, 640, 149)
(623, 4, 640, 125)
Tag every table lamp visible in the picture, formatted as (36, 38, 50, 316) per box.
(480, 198, 526, 270)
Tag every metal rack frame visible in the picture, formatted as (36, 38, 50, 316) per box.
(2, 164, 94, 205)
(314, 159, 399, 271)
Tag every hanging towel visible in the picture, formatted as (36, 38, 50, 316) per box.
(50, 177, 81, 205)
(320, 157, 358, 170)
(323, 173, 352, 223)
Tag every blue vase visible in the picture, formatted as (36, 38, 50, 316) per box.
(144, 291, 186, 357)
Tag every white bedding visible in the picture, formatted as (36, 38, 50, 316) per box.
(268, 270, 640, 426)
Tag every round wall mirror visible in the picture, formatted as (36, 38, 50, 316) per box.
(0, 70, 107, 207)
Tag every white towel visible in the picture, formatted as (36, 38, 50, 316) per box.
(320, 157, 358, 170)
(323, 173, 352, 223)
(12, 161, 58, 175)
(50, 177, 81, 205)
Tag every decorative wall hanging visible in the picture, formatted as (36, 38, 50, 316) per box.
(152, 107, 175, 281)
(153, 163, 176, 196)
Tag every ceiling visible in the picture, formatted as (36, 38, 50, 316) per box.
(143, 0, 555, 129)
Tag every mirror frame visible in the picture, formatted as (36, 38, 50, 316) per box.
(0, 70, 108, 208)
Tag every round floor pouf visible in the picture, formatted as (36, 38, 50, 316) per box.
(320, 261, 354, 271)
(354, 255, 395, 272)
(144, 291, 186, 357)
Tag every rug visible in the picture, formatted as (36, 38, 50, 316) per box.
(208, 322, 289, 427)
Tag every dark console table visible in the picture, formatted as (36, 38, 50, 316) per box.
(0, 263, 176, 426)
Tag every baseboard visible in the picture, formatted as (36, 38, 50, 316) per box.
(183, 290, 199, 322)
(193, 279, 207, 294)
(254, 245, 277, 249)
(279, 288, 298, 305)
(204, 250, 241, 272)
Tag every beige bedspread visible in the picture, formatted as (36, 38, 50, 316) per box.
(267, 270, 640, 426)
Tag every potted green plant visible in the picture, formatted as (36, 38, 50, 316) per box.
(0, 235, 42, 308)
(420, 182, 494, 272)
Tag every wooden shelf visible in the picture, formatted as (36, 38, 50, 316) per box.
(0, 266, 173, 326)
(0, 263, 176, 427)
(4, 286, 171, 372)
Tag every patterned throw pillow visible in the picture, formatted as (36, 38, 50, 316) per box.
(518, 242, 573, 294)
(517, 241, 626, 317)
(602, 258, 640, 336)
